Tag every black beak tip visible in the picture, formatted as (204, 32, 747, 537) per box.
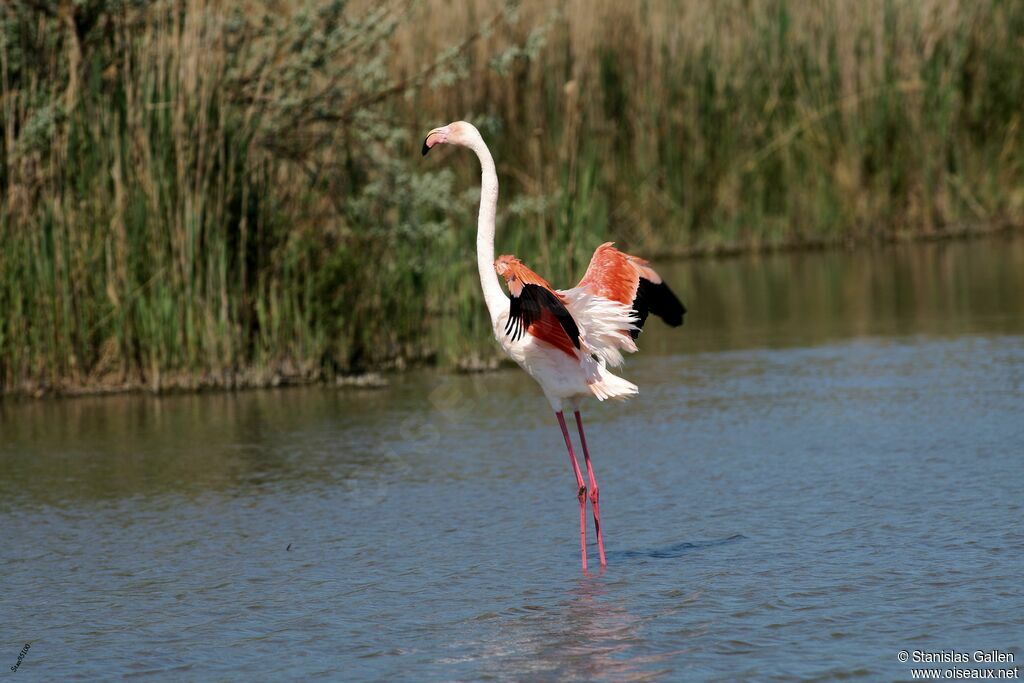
(421, 139, 431, 157)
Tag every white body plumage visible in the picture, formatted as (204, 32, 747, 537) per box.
(492, 287, 640, 411)
(422, 119, 687, 572)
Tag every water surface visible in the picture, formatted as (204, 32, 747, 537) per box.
(2, 236, 1023, 680)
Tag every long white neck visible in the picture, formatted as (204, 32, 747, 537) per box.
(465, 134, 509, 326)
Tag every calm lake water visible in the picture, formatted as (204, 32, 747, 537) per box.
(2, 236, 1023, 681)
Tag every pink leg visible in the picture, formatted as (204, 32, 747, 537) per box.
(574, 411, 606, 566)
(557, 411, 588, 572)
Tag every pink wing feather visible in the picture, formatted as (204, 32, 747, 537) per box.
(494, 255, 580, 358)
(576, 243, 686, 337)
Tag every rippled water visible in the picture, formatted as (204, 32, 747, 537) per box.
(2, 237, 1024, 680)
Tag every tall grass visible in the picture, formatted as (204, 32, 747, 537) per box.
(1, 0, 1022, 394)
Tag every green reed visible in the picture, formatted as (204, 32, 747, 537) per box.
(1, 0, 1022, 394)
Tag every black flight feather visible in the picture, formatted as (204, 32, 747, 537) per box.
(630, 278, 686, 339)
(505, 284, 580, 349)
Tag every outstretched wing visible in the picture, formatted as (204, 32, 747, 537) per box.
(630, 274, 686, 337)
(506, 284, 580, 349)
(495, 255, 580, 353)
(577, 242, 686, 338)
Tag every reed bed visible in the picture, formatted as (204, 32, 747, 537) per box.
(1, 0, 1021, 395)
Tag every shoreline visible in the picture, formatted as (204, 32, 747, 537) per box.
(3, 221, 1021, 401)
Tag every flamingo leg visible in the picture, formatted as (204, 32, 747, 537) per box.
(574, 410, 606, 566)
(557, 411, 588, 572)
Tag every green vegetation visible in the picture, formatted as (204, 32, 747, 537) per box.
(2, 0, 1022, 395)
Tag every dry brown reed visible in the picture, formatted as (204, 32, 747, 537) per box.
(1, 0, 1021, 395)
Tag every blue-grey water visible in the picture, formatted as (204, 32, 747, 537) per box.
(2, 237, 1023, 681)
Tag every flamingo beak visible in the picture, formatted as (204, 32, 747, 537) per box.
(421, 126, 450, 156)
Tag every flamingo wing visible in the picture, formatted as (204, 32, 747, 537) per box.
(507, 286, 581, 347)
(577, 242, 686, 338)
(495, 255, 581, 352)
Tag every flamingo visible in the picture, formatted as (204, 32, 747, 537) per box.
(422, 121, 686, 572)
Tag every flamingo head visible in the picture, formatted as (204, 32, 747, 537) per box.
(421, 121, 477, 156)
